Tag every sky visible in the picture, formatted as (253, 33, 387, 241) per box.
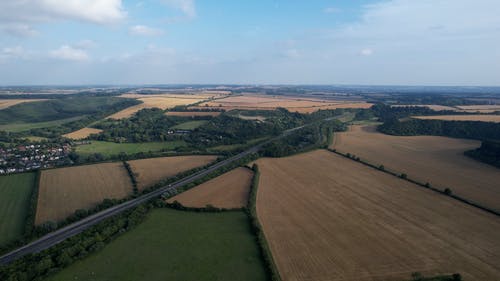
(0, 0, 499, 86)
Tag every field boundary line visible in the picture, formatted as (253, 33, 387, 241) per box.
(327, 148, 500, 217)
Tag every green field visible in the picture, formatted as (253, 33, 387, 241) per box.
(172, 120, 208, 130)
(47, 209, 267, 281)
(75, 140, 188, 156)
(209, 137, 269, 152)
(0, 173, 35, 246)
(0, 116, 86, 132)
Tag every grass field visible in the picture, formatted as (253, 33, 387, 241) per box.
(0, 173, 35, 246)
(128, 155, 218, 190)
(412, 115, 500, 123)
(208, 137, 269, 152)
(193, 94, 372, 113)
(46, 208, 267, 281)
(62, 127, 103, 140)
(171, 120, 208, 130)
(36, 163, 133, 224)
(75, 140, 187, 157)
(165, 111, 221, 117)
(167, 167, 253, 209)
(255, 150, 500, 281)
(0, 116, 85, 132)
(332, 125, 500, 212)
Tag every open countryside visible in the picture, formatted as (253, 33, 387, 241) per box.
(332, 125, 500, 212)
(255, 150, 500, 281)
(412, 115, 500, 123)
(167, 167, 254, 209)
(62, 127, 103, 140)
(35, 163, 133, 224)
(45, 209, 267, 281)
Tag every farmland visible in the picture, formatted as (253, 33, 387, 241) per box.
(107, 92, 224, 119)
(45, 208, 267, 281)
(332, 125, 500, 211)
(75, 140, 187, 157)
(0, 99, 45, 110)
(128, 155, 218, 190)
(171, 120, 208, 130)
(255, 150, 500, 281)
(62, 127, 103, 140)
(412, 114, 500, 123)
(165, 111, 221, 117)
(35, 163, 133, 224)
(0, 173, 35, 246)
(0, 116, 85, 132)
(167, 167, 253, 209)
(193, 94, 372, 113)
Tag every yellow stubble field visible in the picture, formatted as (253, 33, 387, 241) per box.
(255, 150, 500, 281)
(331, 125, 500, 212)
(62, 128, 103, 140)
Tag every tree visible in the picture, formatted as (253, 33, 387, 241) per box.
(444, 188, 452, 195)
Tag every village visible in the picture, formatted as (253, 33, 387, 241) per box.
(0, 142, 72, 175)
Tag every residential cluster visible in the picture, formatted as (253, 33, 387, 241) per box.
(0, 143, 72, 174)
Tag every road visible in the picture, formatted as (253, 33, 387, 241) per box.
(0, 121, 314, 265)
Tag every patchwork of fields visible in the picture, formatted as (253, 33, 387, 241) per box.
(192, 94, 372, 113)
(255, 150, 500, 281)
(332, 125, 500, 212)
(35, 163, 133, 224)
(128, 155, 218, 190)
(45, 209, 267, 281)
(168, 167, 253, 209)
(0, 173, 35, 246)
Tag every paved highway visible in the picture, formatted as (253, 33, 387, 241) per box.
(0, 122, 314, 265)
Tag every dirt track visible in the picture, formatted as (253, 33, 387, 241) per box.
(255, 150, 500, 281)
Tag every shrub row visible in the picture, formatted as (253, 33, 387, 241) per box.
(122, 161, 138, 194)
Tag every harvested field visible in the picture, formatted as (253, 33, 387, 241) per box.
(128, 155, 218, 190)
(0, 99, 45, 110)
(255, 150, 500, 281)
(456, 105, 500, 112)
(167, 167, 253, 208)
(36, 163, 133, 224)
(413, 114, 500, 123)
(332, 125, 500, 212)
(193, 94, 372, 113)
(165, 111, 221, 117)
(62, 127, 103, 140)
(108, 93, 222, 119)
(391, 104, 458, 111)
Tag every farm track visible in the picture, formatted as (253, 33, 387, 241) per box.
(0, 122, 308, 265)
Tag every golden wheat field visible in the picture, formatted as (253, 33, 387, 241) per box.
(107, 92, 225, 119)
(128, 155, 218, 190)
(167, 167, 253, 208)
(165, 111, 222, 117)
(255, 150, 500, 281)
(413, 115, 500, 123)
(62, 127, 103, 140)
(35, 163, 133, 224)
(193, 94, 372, 113)
(0, 99, 45, 109)
(332, 125, 500, 212)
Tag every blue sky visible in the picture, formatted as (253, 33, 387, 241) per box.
(0, 0, 499, 85)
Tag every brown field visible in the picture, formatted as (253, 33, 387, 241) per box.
(107, 92, 224, 119)
(456, 105, 500, 112)
(167, 167, 253, 208)
(192, 94, 372, 113)
(0, 99, 45, 109)
(36, 162, 133, 224)
(332, 125, 500, 211)
(62, 127, 103, 140)
(413, 114, 500, 123)
(255, 150, 500, 281)
(128, 155, 218, 190)
(165, 111, 221, 117)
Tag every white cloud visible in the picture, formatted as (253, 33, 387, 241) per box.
(360, 48, 373, 56)
(129, 25, 164, 36)
(323, 7, 341, 14)
(0, 0, 126, 36)
(161, 0, 196, 19)
(50, 45, 89, 61)
(0, 46, 30, 61)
